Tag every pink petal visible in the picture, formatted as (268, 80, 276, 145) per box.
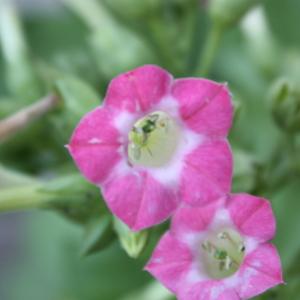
(180, 140, 232, 206)
(105, 65, 172, 113)
(228, 194, 276, 242)
(145, 232, 192, 293)
(178, 280, 240, 300)
(68, 107, 121, 184)
(171, 78, 233, 138)
(237, 243, 283, 299)
(102, 171, 178, 231)
(171, 203, 217, 238)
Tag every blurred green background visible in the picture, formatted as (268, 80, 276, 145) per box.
(0, 0, 300, 299)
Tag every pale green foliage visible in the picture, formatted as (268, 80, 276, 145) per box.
(0, 0, 300, 299)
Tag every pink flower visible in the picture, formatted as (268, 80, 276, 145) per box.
(68, 65, 233, 231)
(145, 194, 283, 300)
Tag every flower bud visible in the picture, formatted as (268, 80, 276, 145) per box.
(113, 218, 149, 258)
(208, 0, 261, 27)
(241, 7, 280, 76)
(103, 0, 161, 20)
(269, 79, 300, 133)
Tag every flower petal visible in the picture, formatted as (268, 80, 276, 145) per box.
(171, 204, 217, 239)
(228, 194, 276, 242)
(171, 78, 233, 138)
(237, 243, 283, 299)
(145, 232, 192, 293)
(178, 280, 240, 300)
(102, 171, 178, 231)
(68, 107, 121, 184)
(105, 65, 172, 113)
(180, 140, 232, 206)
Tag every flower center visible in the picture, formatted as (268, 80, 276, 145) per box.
(201, 228, 245, 279)
(127, 111, 181, 167)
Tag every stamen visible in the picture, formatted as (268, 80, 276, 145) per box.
(200, 228, 245, 279)
(127, 111, 181, 168)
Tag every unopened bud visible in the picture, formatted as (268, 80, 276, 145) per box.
(103, 0, 161, 19)
(269, 79, 300, 133)
(113, 218, 149, 258)
(241, 7, 280, 76)
(209, 0, 261, 27)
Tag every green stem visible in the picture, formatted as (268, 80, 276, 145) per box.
(0, 184, 50, 213)
(0, 164, 36, 188)
(196, 22, 224, 76)
(0, 0, 42, 100)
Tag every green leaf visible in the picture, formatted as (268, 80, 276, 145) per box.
(0, 0, 43, 101)
(264, 0, 300, 47)
(63, 0, 157, 78)
(80, 216, 116, 257)
(51, 76, 101, 141)
(0, 164, 36, 188)
(232, 148, 258, 193)
(54, 76, 101, 118)
(272, 180, 300, 267)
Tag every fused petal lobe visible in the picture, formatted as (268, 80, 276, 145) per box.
(228, 194, 276, 242)
(105, 65, 172, 113)
(145, 232, 192, 293)
(68, 107, 121, 184)
(171, 204, 217, 238)
(171, 78, 233, 138)
(237, 243, 283, 299)
(178, 280, 240, 300)
(180, 140, 232, 206)
(102, 171, 178, 231)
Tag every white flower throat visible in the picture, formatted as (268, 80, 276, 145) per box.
(128, 111, 181, 167)
(201, 228, 245, 279)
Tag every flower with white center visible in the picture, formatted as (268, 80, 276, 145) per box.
(68, 65, 233, 230)
(145, 194, 283, 300)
